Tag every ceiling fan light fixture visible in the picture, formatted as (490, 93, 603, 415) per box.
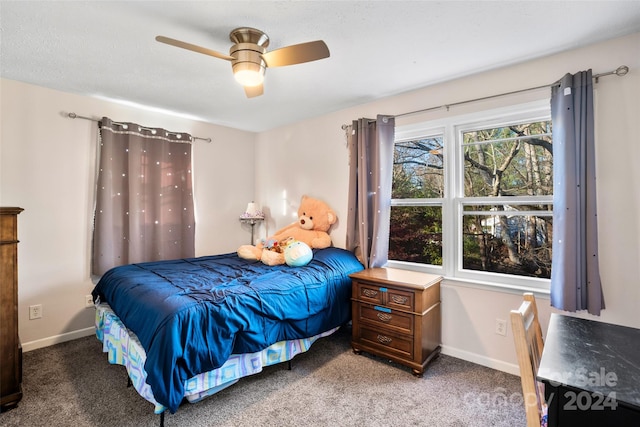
(156, 26, 329, 97)
(233, 62, 265, 87)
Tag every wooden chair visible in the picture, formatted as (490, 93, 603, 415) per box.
(511, 293, 547, 427)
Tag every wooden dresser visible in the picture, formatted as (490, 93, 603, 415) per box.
(350, 267, 442, 376)
(0, 207, 24, 410)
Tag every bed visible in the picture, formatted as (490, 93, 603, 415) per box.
(91, 247, 363, 417)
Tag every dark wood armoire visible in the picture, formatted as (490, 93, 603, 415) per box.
(0, 207, 24, 410)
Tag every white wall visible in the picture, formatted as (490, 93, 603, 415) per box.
(255, 32, 640, 374)
(0, 79, 257, 349)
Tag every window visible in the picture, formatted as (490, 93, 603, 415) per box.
(390, 133, 444, 265)
(388, 101, 552, 289)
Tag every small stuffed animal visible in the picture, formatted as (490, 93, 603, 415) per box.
(262, 238, 284, 253)
(238, 195, 337, 266)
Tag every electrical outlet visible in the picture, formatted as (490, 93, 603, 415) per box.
(29, 304, 43, 320)
(495, 318, 507, 336)
(85, 294, 95, 308)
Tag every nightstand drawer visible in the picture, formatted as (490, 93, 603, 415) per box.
(353, 281, 415, 311)
(358, 304, 413, 335)
(354, 282, 384, 304)
(386, 288, 414, 311)
(359, 326, 413, 358)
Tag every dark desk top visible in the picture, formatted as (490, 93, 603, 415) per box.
(538, 313, 640, 409)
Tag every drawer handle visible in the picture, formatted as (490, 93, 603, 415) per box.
(377, 312, 393, 322)
(377, 334, 393, 345)
(391, 295, 408, 305)
(362, 289, 378, 298)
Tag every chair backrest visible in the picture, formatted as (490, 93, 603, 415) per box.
(523, 293, 544, 355)
(511, 293, 546, 427)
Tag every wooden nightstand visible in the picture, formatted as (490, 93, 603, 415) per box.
(350, 267, 442, 377)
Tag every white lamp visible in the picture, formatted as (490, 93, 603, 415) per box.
(239, 201, 264, 244)
(245, 202, 258, 216)
(240, 202, 264, 219)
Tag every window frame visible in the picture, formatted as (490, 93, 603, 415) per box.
(387, 100, 552, 291)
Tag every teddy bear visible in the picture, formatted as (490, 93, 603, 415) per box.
(237, 195, 337, 266)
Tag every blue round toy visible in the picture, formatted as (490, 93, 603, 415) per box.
(284, 240, 313, 267)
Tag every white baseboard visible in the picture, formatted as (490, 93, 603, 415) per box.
(441, 344, 520, 376)
(22, 327, 96, 352)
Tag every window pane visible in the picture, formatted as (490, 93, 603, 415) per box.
(462, 206, 552, 278)
(389, 206, 442, 265)
(393, 137, 444, 198)
(463, 121, 552, 197)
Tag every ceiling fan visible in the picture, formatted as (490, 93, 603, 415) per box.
(155, 27, 330, 98)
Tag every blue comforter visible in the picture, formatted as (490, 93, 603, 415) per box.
(92, 247, 363, 412)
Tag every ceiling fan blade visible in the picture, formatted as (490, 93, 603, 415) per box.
(262, 40, 329, 67)
(244, 84, 264, 98)
(155, 36, 234, 61)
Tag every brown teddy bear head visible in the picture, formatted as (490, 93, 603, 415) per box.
(296, 195, 337, 232)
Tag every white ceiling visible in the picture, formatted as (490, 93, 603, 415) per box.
(2, 1, 640, 132)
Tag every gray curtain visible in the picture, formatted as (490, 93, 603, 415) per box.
(92, 117, 195, 276)
(550, 70, 604, 315)
(346, 115, 395, 269)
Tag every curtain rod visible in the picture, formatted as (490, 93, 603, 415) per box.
(340, 65, 629, 129)
(66, 112, 212, 143)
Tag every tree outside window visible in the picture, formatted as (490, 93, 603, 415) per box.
(461, 121, 553, 278)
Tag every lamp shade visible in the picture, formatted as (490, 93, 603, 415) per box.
(241, 202, 263, 219)
(246, 202, 258, 216)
